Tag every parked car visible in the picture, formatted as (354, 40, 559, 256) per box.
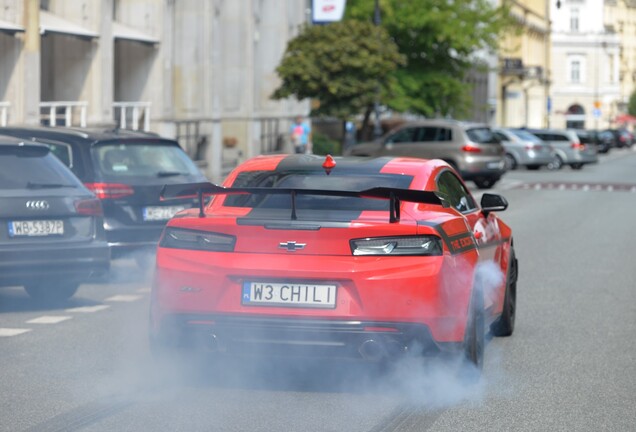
(573, 129, 614, 154)
(0, 136, 110, 301)
(492, 127, 556, 170)
(521, 128, 598, 170)
(604, 128, 633, 148)
(0, 126, 208, 265)
(153, 154, 517, 378)
(343, 119, 506, 189)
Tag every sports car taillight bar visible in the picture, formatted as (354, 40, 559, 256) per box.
(160, 182, 447, 223)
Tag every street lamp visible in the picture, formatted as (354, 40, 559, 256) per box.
(372, 0, 383, 139)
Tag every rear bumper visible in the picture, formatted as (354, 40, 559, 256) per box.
(0, 242, 110, 286)
(152, 314, 462, 360)
(105, 225, 163, 257)
(458, 157, 506, 180)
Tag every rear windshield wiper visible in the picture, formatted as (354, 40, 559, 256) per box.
(26, 181, 77, 189)
(157, 171, 188, 177)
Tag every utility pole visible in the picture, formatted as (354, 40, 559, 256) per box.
(372, 0, 383, 139)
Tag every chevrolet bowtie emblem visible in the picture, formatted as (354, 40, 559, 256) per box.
(279, 241, 306, 252)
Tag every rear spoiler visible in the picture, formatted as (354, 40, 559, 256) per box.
(161, 182, 446, 223)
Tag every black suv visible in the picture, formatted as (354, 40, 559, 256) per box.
(0, 127, 208, 265)
(0, 136, 110, 301)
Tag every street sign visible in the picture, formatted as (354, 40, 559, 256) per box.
(593, 108, 601, 118)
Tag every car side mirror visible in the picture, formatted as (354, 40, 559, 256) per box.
(481, 193, 508, 216)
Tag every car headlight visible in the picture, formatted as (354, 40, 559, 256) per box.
(160, 227, 235, 252)
(350, 235, 442, 256)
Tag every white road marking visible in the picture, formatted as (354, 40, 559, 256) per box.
(0, 328, 32, 337)
(104, 295, 142, 302)
(66, 305, 111, 313)
(26, 316, 72, 324)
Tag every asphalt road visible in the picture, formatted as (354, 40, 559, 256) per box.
(1, 148, 635, 432)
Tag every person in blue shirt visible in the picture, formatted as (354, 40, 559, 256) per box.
(290, 116, 312, 154)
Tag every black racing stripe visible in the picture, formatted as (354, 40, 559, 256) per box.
(418, 220, 477, 255)
(446, 232, 478, 254)
(275, 154, 393, 174)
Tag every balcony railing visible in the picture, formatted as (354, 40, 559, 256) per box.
(112, 102, 151, 131)
(40, 101, 88, 127)
(0, 102, 10, 126)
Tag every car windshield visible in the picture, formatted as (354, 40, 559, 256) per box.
(509, 129, 543, 143)
(224, 171, 413, 211)
(93, 143, 201, 179)
(466, 127, 498, 144)
(0, 146, 82, 190)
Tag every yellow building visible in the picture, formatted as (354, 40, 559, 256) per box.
(497, 0, 551, 128)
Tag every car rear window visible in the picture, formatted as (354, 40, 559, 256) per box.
(466, 127, 499, 144)
(509, 130, 542, 143)
(224, 171, 413, 211)
(93, 142, 201, 179)
(0, 145, 83, 190)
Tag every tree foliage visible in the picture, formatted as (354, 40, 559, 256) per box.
(271, 20, 405, 119)
(345, 0, 515, 118)
(629, 90, 636, 117)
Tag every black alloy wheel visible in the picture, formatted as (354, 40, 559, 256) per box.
(460, 286, 485, 382)
(491, 247, 517, 337)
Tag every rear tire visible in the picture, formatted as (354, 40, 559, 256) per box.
(570, 163, 584, 170)
(504, 154, 517, 171)
(547, 155, 563, 170)
(491, 247, 517, 337)
(459, 287, 485, 382)
(473, 177, 498, 190)
(24, 282, 79, 302)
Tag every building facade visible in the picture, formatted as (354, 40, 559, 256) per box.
(0, 0, 310, 182)
(550, 0, 621, 130)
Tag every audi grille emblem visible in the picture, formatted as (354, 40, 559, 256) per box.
(25, 200, 50, 210)
(279, 241, 306, 252)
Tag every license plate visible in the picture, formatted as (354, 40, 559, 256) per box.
(242, 282, 337, 309)
(8, 220, 64, 237)
(142, 205, 186, 221)
(487, 161, 504, 169)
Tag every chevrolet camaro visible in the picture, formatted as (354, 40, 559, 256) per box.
(150, 154, 517, 376)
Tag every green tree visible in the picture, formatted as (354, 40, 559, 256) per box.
(272, 20, 405, 133)
(345, 0, 515, 118)
(628, 90, 636, 117)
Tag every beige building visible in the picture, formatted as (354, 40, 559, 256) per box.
(496, 0, 551, 128)
(0, 0, 310, 182)
(605, 0, 636, 123)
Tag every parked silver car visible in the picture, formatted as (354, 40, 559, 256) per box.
(493, 128, 556, 170)
(519, 128, 598, 170)
(344, 119, 506, 189)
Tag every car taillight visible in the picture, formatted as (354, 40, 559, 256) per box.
(461, 144, 482, 153)
(571, 142, 585, 151)
(84, 182, 134, 199)
(350, 235, 442, 256)
(160, 227, 236, 252)
(525, 144, 540, 150)
(74, 198, 103, 216)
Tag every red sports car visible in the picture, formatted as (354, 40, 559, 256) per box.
(151, 154, 517, 374)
